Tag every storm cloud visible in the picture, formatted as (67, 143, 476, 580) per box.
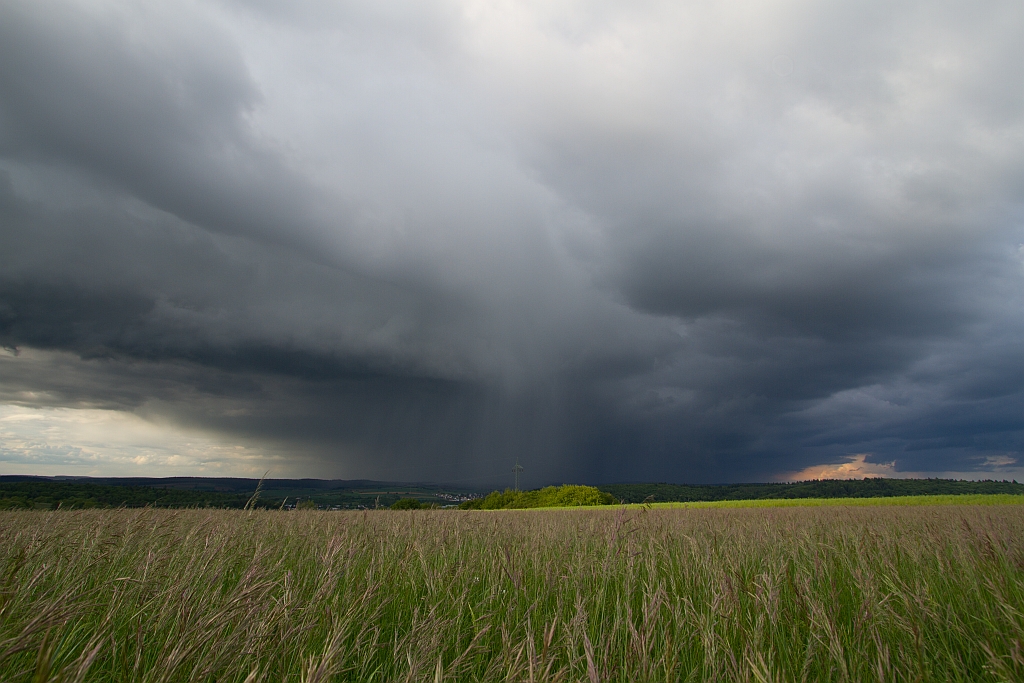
(2, 0, 1023, 484)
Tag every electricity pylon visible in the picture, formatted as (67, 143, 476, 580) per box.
(512, 459, 524, 491)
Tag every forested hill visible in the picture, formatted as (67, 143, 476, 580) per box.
(0, 479, 247, 510)
(0, 476, 479, 510)
(598, 479, 1024, 503)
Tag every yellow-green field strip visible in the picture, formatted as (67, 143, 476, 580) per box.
(504, 493, 1024, 511)
(641, 493, 1024, 509)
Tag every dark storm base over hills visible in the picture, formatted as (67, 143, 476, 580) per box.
(1, 475, 1021, 510)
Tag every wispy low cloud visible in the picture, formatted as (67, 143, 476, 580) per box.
(982, 455, 1018, 469)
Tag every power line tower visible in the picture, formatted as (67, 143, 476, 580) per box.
(512, 459, 524, 491)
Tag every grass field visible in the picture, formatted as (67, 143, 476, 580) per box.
(1, 504, 1023, 681)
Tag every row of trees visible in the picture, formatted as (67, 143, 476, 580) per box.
(0, 481, 246, 510)
(599, 478, 1024, 503)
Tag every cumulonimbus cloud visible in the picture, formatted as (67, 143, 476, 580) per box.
(1, 0, 1023, 483)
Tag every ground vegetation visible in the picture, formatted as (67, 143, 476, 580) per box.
(1, 503, 1023, 680)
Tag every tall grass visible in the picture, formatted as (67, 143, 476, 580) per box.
(1, 505, 1022, 681)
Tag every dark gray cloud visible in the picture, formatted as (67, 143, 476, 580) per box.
(1, 0, 1023, 484)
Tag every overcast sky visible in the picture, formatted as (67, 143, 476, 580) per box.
(2, 0, 1023, 486)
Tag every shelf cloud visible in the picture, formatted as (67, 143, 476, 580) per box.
(2, 0, 1023, 484)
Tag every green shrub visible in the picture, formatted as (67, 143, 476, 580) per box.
(459, 485, 614, 509)
(390, 498, 423, 510)
(459, 489, 521, 510)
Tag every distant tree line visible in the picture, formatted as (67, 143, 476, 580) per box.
(0, 480, 471, 511)
(598, 478, 1024, 504)
(3, 477, 1020, 511)
(0, 481, 259, 510)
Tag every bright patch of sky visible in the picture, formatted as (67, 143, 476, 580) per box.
(0, 404, 281, 477)
(783, 453, 1023, 482)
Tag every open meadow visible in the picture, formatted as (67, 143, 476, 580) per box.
(1, 502, 1023, 682)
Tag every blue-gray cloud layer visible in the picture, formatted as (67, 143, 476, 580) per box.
(2, 0, 1023, 484)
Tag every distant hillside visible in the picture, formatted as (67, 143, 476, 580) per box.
(599, 479, 1024, 503)
(5, 476, 1020, 510)
(5, 476, 394, 493)
(0, 476, 481, 510)
(0, 479, 246, 510)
